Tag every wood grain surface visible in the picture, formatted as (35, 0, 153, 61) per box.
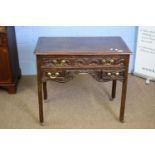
(35, 37, 131, 55)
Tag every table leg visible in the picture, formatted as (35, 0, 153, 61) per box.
(43, 82, 47, 100)
(112, 80, 117, 99)
(36, 56, 44, 124)
(119, 78, 127, 122)
(37, 81, 44, 123)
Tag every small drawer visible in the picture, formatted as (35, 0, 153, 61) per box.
(42, 70, 73, 82)
(92, 69, 125, 82)
(0, 34, 7, 47)
(101, 70, 125, 81)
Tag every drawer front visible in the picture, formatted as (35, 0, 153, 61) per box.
(92, 69, 125, 82)
(42, 69, 74, 83)
(40, 55, 126, 69)
(0, 33, 7, 47)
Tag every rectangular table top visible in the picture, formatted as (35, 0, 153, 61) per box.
(35, 37, 131, 55)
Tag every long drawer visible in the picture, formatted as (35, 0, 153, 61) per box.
(40, 55, 127, 69)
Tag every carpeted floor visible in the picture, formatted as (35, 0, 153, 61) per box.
(0, 74, 155, 128)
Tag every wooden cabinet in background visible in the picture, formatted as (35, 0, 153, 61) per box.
(0, 26, 21, 93)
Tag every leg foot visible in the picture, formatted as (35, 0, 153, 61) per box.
(119, 118, 124, 123)
(40, 122, 45, 126)
(7, 85, 17, 94)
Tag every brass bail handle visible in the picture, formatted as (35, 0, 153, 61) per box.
(60, 60, 66, 65)
(53, 59, 66, 65)
(107, 72, 120, 76)
(47, 72, 60, 79)
(102, 59, 114, 64)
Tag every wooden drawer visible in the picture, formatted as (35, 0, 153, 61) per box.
(0, 33, 7, 47)
(92, 69, 125, 82)
(0, 48, 12, 83)
(42, 69, 73, 82)
(0, 26, 6, 33)
(40, 55, 126, 69)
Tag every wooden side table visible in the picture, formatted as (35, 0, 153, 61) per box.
(34, 37, 130, 124)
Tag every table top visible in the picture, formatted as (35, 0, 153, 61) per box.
(34, 37, 131, 55)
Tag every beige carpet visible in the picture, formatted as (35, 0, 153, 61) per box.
(0, 74, 155, 128)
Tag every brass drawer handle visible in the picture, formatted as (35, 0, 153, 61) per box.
(52, 60, 58, 64)
(52, 59, 66, 65)
(61, 60, 66, 64)
(55, 72, 60, 76)
(110, 59, 114, 63)
(50, 75, 56, 79)
(107, 72, 120, 76)
(47, 72, 60, 79)
(101, 59, 114, 65)
(115, 72, 120, 76)
(107, 72, 112, 76)
(47, 72, 52, 76)
(101, 59, 106, 63)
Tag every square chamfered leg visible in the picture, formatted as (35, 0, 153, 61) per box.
(38, 83, 44, 123)
(119, 78, 128, 122)
(111, 80, 117, 99)
(119, 56, 129, 123)
(36, 56, 44, 123)
(43, 82, 47, 100)
(37, 78, 44, 123)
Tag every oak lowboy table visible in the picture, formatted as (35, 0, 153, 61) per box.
(34, 37, 130, 124)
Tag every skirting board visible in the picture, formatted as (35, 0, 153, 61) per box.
(133, 72, 155, 82)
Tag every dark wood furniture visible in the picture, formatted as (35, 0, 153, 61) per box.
(0, 26, 21, 93)
(34, 37, 130, 124)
